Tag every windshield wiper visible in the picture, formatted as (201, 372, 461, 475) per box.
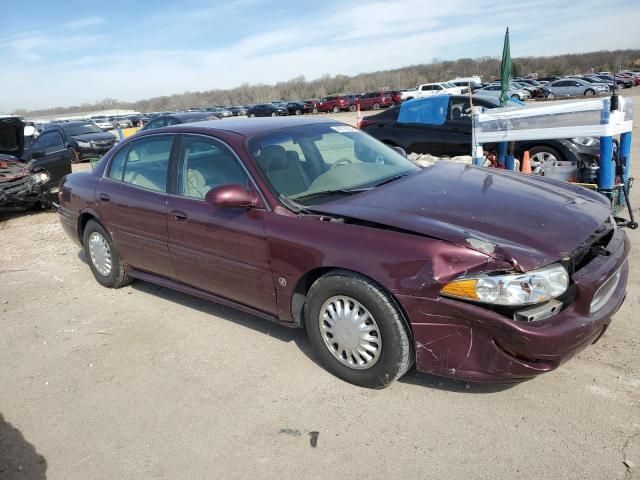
(371, 173, 411, 188)
(292, 188, 368, 202)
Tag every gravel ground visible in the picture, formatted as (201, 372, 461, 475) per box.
(1, 92, 639, 480)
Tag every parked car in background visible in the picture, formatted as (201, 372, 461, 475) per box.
(316, 96, 351, 113)
(205, 107, 234, 118)
(58, 116, 629, 388)
(579, 76, 613, 91)
(92, 118, 114, 131)
(108, 117, 133, 129)
(360, 95, 599, 167)
(126, 115, 149, 127)
(303, 99, 320, 113)
(537, 75, 562, 83)
(400, 82, 465, 101)
(140, 112, 218, 131)
(475, 84, 531, 100)
(227, 106, 248, 116)
(546, 78, 608, 97)
(246, 104, 289, 117)
(1, 116, 72, 208)
(357, 92, 393, 110)
(40, 121, 118, 163)
(285, 101, 313, 115)
(513, 78, 548, 98)
(382, 90, 403, 105)
(448, 76, 483, 89)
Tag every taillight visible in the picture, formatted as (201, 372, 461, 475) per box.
(358, 119, 376, 128)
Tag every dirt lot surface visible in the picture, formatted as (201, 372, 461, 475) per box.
(2, 93, 639, 480)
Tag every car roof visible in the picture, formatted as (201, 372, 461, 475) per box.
(161, 116, 338, 137)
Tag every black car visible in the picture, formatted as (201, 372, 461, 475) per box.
(40, 121, 118, 163)
(246, 104, 289, 117)
(126, 114, 149, 127)
(285, 101, 312, 115)
(361, 95, 601, 168)
(1, 116, 72, 208)
(514, 78, 548, 98)
(140, 112, 218, 131)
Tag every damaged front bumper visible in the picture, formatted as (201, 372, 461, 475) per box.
(398, 228, 630, 383)
(0, 162, 50, 208)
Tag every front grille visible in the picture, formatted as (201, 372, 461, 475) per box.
(560, 221, 615, 275)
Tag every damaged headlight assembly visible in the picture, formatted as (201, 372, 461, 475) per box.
(441, 264, 569, 307)
(30, 172, 50, 184)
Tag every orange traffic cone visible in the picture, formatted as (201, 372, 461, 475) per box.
(521, 150, 532, 174)
(356, 102, 363, 129)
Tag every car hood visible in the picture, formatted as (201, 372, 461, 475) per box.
(0, 117, 25, 158)
(71, 132, 116, 142)
(310, 162, 612, 272)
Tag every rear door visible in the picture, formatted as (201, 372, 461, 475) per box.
(97, 134, 176, 279)
(166, 134, 277, 313)
(390, 96, 449, 155)
(27, 130, 72, 189)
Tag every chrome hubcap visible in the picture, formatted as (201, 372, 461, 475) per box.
(88, 232, 112, 276)
(319, 296, 381, 370)
(531, 151, 558, 174)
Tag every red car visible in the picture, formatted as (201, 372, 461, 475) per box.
(357, 91, 394, 110)
(383, 90, 403, 105)
(317, 96, 351, 113)
(58, 117, 629, 388)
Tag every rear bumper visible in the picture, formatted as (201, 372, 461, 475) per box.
(58, 205, 82, 246)
(399, 228, 630, 383)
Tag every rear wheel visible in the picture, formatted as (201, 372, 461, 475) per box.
(83, 220, 131, 288)
(271, 112, 277, 117)
(510, 94, 521, 100)
(584, 89, 595, 96)
(295, 109, 302, 115)
(249, 113, 256, 118)
(528, 145, 564, 173)
(349, 105, 357, 112)
(373, 102, 380, 110)
(304, 270, 413, 388)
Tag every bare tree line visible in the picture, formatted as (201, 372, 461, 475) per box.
(13, 49, 640, 117)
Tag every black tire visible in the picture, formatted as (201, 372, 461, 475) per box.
(304, 270, 413, 388)
(249, 113, 255, 118)
(332, 105, 340, 113)
(295, 109, 302, 115)
(528, 145, 564, 170)
(510, 94, 521, 100)
(373, 102, 380, 110)
(584, 89, 595, 96)
(83, 220, 131, 288)
(68, 147, 80, 164)
(349, 105, 357, 112)
(271, 112, 277, 117)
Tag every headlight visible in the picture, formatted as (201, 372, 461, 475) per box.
(441, 264, 569, 306)
(30, 172, 50, 184)
(571, 136, 598, 147)
(76, 140, 91, 147)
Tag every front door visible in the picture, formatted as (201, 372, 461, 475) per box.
(97, 134, 175, 279)
(166, 134, 277, 314)
(27, 130, 72, 189)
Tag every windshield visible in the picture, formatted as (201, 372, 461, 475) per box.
(247, 123, 420, 205)
(62, 123, 103, 136)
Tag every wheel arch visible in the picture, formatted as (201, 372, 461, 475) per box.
(77, 210, 102, 245)
(290, 266, 414, 341)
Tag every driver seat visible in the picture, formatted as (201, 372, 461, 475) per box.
(260, 145, 309, 196)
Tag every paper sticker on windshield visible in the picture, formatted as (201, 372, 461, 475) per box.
(331, 125, 358, 133)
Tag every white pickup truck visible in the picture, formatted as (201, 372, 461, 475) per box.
(400, 82, 465, 101)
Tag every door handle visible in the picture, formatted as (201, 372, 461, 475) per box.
(98, 193, 110, 202)
(169, 210, 188, 221)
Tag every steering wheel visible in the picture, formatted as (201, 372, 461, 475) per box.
(330, 158, 353, 169)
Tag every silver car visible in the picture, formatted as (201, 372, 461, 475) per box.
(475, 84, 531, 101)
(546, 78, 608, 97)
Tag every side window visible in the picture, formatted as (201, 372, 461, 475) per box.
(107, 136, 172, 192)
(147, 118, 165, 130)
(35, 131, 62, 150)
(434, 85, 443, 90)
(420, 85, 431, 91)
(165, 118, 179, 126)
(177, 136, 248, 199)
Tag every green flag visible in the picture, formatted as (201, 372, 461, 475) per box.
(500, 27, 511, 107)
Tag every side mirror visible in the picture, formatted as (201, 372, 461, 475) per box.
(31, 149, 45, 159)
(393, 146, 408, 158)
(204, 184, 258, 209)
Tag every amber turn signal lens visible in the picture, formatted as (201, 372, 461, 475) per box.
(441, 279, 479, 300)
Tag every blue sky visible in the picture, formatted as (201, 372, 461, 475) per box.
(1, 0, 639, 111)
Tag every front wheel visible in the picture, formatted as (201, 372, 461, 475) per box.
(304, 271, 413, 388)
(83, 220, 131, 288)
(69, 147, 80, 164)
(295, 109, 302, 115)
(349, 105, 357, 112)
(271, 112, 277, 117)
(584, 89, 595, 96)
(332, 106, 340, 113)
(373, 102, 380, 110)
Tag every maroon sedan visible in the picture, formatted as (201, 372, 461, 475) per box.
(58, 116, 629, 388)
